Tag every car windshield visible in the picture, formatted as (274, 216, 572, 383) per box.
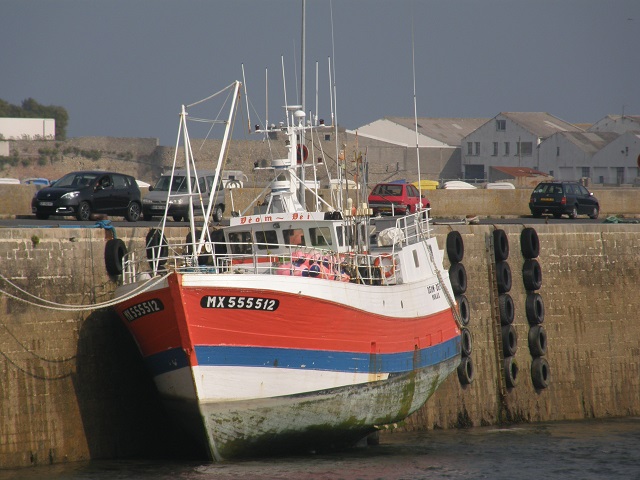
(533, 184, 562, 194)
(52, 172, 99, 188)
(153, 175, 196, 192)
(373, 185, 403, 196)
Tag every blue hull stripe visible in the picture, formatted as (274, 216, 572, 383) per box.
(145, 337, 461, 377)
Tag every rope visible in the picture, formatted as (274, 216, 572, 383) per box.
(0, 272, 170, 312)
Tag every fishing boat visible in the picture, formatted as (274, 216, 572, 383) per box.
(112, 79, 462, 461)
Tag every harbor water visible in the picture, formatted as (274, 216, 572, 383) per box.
(1, 417, 639, 480)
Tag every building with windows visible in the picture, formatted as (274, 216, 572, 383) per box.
(350, 116, 487, 185)
(460, 112, 581, 182)
(588, 115, 640, 135)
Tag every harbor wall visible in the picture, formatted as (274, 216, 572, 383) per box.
(4, 184, 640, 219)
(0, 224, 639, 468)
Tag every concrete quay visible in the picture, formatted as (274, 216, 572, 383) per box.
(0, 222, 639, 468)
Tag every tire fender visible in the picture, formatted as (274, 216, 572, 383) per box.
(522, 258, 543, 291)
(446, 231, 464, 263)
(104, 238, 127, 276)
(520, 227, 540, 259)
(457, 356, 474, 385)
(493, 229, 509, 261)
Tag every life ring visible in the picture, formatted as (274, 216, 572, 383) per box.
(520, 227, 540, 259)
(461, 327, 473, 357)
(296, 144, 309, 164)
(531, 357, 550, 389)
(449, 262, 467, 294)
(526, 293, 545, 325)
(501, 324, 518, 357)
(104, 238, 127, 276)
(374, 253, 396, 278)
(457, 356, 474, 386)
(146, 228, 168, 268)
(446, 231, 464, 263)
(456, 294, 470, 326)
(496, 261, 512, 293)
(528, 324, 548, 357)
(504, 356, 519, 389)
(498, 293, 514, 325)
(493, 229, 509, 262)
(522, 258, 542, 291)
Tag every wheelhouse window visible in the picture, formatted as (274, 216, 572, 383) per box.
(283, 228, 305, 246)
(228, 231, 253, 254)
(255, 230, 278, 250)
(310, 227, 332, 247)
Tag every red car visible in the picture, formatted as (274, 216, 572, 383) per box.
(367, 182, 430, 216)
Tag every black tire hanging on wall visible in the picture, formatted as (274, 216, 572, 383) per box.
(461, 328, 473, 357)
(449, 262, 467, 294)
(457, 356, 474, 385)
(531, 357, 550, 389)
(446, 231, 464, 264)
(104, 238, 127, 276)
(456, 294, 470, 326)
(501, 324, 518, 357)
(146, 228, 168, 268)
(522, 258, 543, 291)
(526, 293, 545, 325)
(528, 324, 548, 357)
(493, 229, 509, 262)
(498, 293, 515, 325)
(496, 261, 512, 293)
(504, 356, 519, 389)
(520, 227, 540, 259)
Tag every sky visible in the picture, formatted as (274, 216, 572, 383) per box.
(3, 0, 639, 146)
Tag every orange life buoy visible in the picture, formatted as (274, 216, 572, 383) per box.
(296, 144, 309, 164)
(374, 253, 396, 278)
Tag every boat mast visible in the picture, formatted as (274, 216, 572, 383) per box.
(297, 0, 307, 208)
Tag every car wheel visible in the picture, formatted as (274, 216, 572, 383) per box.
(173, 215, 183, 222)
(125, 202, 141, 222)
(213, 205, 223, 222)
(76, 201, 91, 221)
(589, 206, 599, 219)
(569, 206, 578, 219)
(36, 213, 49, 220)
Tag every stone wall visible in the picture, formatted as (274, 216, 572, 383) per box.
(0, 224, 639, 468)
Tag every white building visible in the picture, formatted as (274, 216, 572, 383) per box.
(588, 115, 640, 135)
(0, 118, 55, 140)
(461, 112, 581, 181)
(350, 117, 487, 183)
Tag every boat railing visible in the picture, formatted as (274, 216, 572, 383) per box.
(121, 239, 402, 286)
(393, 209, 432, 247)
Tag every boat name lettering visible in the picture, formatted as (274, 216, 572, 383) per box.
(239, 212, 313, 224)
(200, 295, 279, 311)
(427, 284, 441, 300)
(123, 299, 164, 322)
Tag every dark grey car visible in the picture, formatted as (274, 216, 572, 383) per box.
(529, 181, 599, 219)
(31, 170, 142, 221)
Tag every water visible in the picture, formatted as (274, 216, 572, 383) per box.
(2, 417, 639, 480)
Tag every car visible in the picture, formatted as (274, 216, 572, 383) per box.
(367, 181, 430, 216)
(31, 170, 142, 221)
(142, 169, 225, 222)
(529, 181, 599, 219)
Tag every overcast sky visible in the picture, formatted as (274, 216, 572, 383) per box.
(3, 0, 639, 146)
